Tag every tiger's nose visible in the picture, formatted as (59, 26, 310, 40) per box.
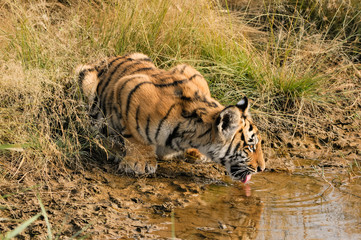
(257, 165, 265, 172)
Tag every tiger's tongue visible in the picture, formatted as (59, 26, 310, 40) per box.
(242, 174, 252, 183)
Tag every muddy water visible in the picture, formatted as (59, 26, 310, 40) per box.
(148, 168, 361, 239)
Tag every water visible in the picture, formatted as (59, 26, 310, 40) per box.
(150, 169, 361, 239)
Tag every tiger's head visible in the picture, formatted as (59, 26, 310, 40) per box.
(207, 97, 265, 183)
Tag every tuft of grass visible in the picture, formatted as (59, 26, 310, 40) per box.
(1, 191, 91, 239)
(2, 213, 42, 240)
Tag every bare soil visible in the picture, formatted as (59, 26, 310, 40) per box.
(0, 157, 229, 239)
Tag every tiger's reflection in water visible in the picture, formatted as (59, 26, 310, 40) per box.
(151, 183, 263, 239)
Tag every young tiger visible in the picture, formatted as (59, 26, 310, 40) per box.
(76, 53, 265, 183)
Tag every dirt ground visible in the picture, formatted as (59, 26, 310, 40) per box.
(0, 157, 231, 239)
(1, 115, 360, 239)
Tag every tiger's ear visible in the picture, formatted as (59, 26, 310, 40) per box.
(216, 107, 241, 141)
(236, 96, 249, 115)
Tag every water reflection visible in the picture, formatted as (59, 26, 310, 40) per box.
(152, 170, 361, 240)
(154, 183, 264, 239)
(252, 172, 361, 240)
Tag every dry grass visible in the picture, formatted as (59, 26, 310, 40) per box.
(0, 0, 360, 180)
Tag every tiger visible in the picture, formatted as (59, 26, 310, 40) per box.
(76, 53, 265, 183)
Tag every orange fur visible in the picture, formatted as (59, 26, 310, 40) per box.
(77, 53, 265, 180)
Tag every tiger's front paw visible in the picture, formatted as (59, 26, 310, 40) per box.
(118, 156, 158, 175)
(185, 148, 209, 163)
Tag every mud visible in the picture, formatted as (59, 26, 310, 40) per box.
(0, 159, 226, 239)
(1, 157, 361, 239)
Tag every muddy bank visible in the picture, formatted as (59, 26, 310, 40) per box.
(262, 113, 361, 172)
(1, 115, 361, 239)
(1, 113, 361, 239)
(1, 154, 361, 239)
(0, 159, 227, 239)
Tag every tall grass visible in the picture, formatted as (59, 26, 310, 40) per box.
(0, 0, 359, 178)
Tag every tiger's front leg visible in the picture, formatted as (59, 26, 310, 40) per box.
(118, 138, 158, 175)
(184, 148, 210, 163)
(155, 146, 183, 161)
(156, 146, 209, 163)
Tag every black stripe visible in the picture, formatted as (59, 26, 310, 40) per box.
(130, 67, 153, 75)
(155, 79, 188, 88)
(166, 123, 181, 150)
(89, 95, 99, 118)
(180, 96, 192, 101)
(135, 106, 141, 136)
(225, 135, 237, 156)
(106, 58, 133, 82)
(112, 100, 123, 117)
(189, 73, 200, 80)
(181, 109, 198, 119)
(145, 115, 152, 144)
(220, 134, 237, 165)
(117, 75, 143, 95)
(113, 75, 146, 118)
(189, 141, 200, 149)
(241, 132, 245, 142)
(97, 56, 123, 78)
(180, 65, 187, 74)
(99, 61, 142, 107)
(99, 100, 107, 117)
(155, 104, 176, 141)
(78, 70, 86, 85)
(97, 58, 133, 95)
(233, 142, 241, 155)
(208, 150, 216, 159)
(180, 90, 218, 108)
(125, 82, 152, 119)
(125, 79, 188, 120)
(123, 134, 132, 138)
(198, 127, 212, 139)
(179, 129, 196, 138)
(109, 112, 118, 133)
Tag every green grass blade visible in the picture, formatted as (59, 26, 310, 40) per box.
(37, 194, 52, 240)
(4, 213, 41, 240)
(0, 144, 26, 152)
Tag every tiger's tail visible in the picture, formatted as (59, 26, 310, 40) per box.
(75, 64, 99, 104)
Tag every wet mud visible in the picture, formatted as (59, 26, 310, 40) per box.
(1, 158, 361, 239)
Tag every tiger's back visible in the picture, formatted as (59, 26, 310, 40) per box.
(77, 53, 265, 182)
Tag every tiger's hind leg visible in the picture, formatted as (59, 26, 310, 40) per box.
(119, 138, 158, 175)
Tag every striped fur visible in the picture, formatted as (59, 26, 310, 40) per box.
(76, 53, 265, 181)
